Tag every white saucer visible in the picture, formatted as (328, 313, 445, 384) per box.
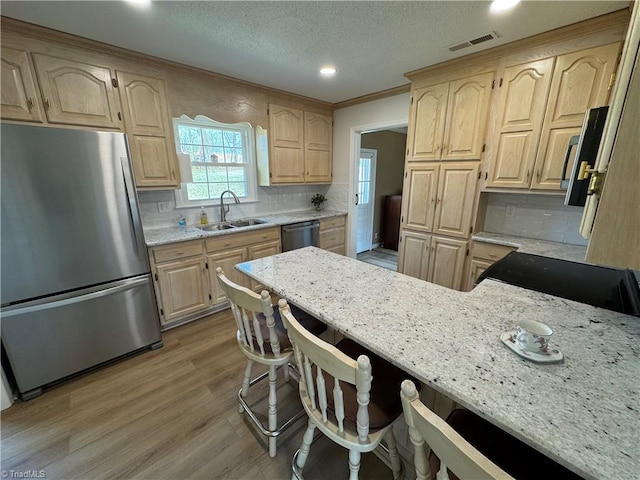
(500, 331, 564, 364)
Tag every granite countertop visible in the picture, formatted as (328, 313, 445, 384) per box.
(143, 209, 347, 247)
(473, 232, 588, 263)
(237, 247, 640, 480)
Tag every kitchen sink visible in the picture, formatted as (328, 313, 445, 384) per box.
(196, 223, 235, 231)
(228, 218, 268, 227)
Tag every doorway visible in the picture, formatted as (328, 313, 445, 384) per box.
(356, 148, 377, 253)
(349, 125, 407, 270)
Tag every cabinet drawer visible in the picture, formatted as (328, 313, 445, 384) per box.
(152, 241, 204, 263)
(319, 216, 346, 231)
(471, 242, 515, 262)
(319, 227, 345, 249)
(205, 227, 280, 252)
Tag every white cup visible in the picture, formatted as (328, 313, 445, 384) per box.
(515, 319, 552, 354)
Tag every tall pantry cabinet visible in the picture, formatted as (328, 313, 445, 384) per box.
(398, 11, 627, 292)
(398, 71, 493, 290)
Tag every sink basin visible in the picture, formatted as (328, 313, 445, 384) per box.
(196, 223, 235, 231)
(228, 219, 268, 227)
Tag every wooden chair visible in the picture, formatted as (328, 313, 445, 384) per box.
(400, 380, 583, 480)
(279, 299, 413, 480)
(215, 267, 326, 457)
(400, 379, 513, 480)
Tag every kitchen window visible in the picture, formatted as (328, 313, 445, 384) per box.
(173, 115, 258, 207)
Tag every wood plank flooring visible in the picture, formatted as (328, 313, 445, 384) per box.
(0, 310, 396, 479)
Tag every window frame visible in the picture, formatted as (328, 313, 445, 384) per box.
(172, 114, 258, 208)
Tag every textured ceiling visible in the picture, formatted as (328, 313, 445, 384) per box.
(0, 1, 629, 104)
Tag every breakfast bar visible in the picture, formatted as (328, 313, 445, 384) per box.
(237, 247, 640, 480)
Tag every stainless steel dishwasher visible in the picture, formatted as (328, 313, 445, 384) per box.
(281, 220, 320, 251)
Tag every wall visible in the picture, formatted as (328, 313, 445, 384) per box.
(482, 193, 588, 246)
(332, 93, 410, 255)
(360, 131, 407, 245)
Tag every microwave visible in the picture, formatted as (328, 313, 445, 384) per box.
(561, 106, 608, 206)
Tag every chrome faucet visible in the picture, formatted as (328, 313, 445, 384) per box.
(220, 190, 240, 223)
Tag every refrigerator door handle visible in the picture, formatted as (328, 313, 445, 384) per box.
(1, 276, 149, 318)
(120, 156, 146, 261)
(560, 135, 581, 188)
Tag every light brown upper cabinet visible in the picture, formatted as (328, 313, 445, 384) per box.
(116, 71, 181, 189)
(401, 162, 478, 239)
(1, 47, 44, 123)
(264, 104, 332, 184)
(31, 53, 122, 129)
(407, 72, 494, 162)
(486, 43, 621, 191)
(304, 111, 333, 182)
(485, 58, 555, 188)
(532, 43, 620, 190)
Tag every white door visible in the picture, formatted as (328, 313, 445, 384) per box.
(356, 149, 377, 253)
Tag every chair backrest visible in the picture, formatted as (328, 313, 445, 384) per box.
(216, 267, 284, 358)
(400, 380, 514, 480)
(279, 299, 373, 445)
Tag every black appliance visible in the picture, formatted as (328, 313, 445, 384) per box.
(477, 252, 640, 316)
(561, 106, 608, 206)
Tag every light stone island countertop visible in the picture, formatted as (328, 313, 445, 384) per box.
(473, 231, 588, 263)
(237, 247, 640, 480)
(143, 209, 347, 247)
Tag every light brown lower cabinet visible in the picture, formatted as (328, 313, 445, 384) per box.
(397, 230, 467, 290)
(465, 241, 516, 291)
(149, 227, 281, 328)
(150, 240, 210, 325)
(319, 215, 346, 255)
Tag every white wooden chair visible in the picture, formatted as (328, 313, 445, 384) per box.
(401, 380, 584, 480)
(400, 380, 513, 480)
(216, 267, 325, 457)
(279, 299, 410, 480)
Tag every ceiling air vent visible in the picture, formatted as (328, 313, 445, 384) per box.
(447, 31, 499, 52)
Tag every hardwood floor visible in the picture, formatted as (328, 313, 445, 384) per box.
(0, 310, 396, 479)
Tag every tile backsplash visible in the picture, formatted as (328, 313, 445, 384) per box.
(138, 183, 349, 229)
(483, 193, 588, 246)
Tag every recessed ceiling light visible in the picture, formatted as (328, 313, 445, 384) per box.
(490, 0, 520, 13)
(320, 66, 337, 77)
(124, 0, 151, 8)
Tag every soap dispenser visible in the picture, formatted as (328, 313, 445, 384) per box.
(178, 214, 187, 231)
(200, 207, 208, 225)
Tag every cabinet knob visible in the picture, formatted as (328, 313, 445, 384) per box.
(43, 99, 50, 111)
(27, 97, 35, 111)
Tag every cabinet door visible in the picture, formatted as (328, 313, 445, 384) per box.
(532, 43, 620, 190)
(487, 58, 555, 188)
(397, 231, 430, 280)
(428, 236, 467, 290)
(442, 72, 494, 161)
(407, 83, 448, 161)
(304, 112, 332, 183)
(247, 239, 281, 291)
(1, 47, 44, 122)
(207, 247, 248, 305)
(269, 104, 304, 183)
(155, 257, 210, 325)
(466, 258, 493, 291)
(32, 53, 121, 129)
(433, 162, 479, 238)
(401, 163, 439, 233)
(116, 71, 180, 188)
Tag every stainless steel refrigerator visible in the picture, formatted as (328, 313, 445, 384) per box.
(1, 124, 162, 400)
